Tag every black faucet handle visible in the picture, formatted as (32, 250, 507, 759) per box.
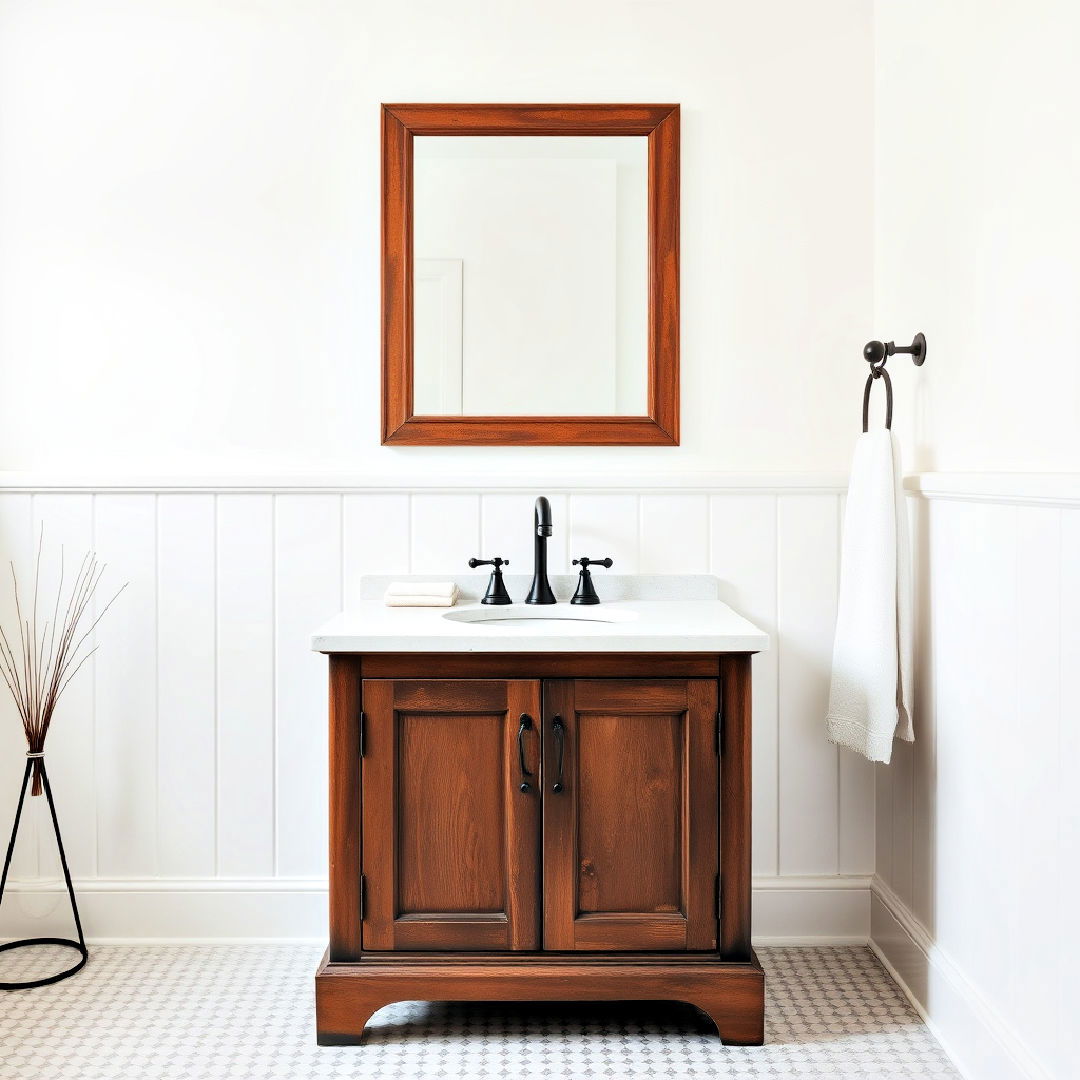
(469, 557, 512, 605)
(571, 557, 613, 605)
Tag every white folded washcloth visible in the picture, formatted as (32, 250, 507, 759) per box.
(825, 429, 913, 763)
(384, 581, 459, 607)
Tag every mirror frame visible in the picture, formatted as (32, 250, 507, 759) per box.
(381, 103, 680, 445)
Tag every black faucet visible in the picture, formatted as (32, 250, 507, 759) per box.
(525, 496, 556, 605)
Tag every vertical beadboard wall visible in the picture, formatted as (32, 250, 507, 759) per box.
(873, 482, 1080, 1080)
(0, 480, 873, 942)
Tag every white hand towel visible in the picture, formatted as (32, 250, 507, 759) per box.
(384, 582, 459, 608)
(826, 429, 913, 763)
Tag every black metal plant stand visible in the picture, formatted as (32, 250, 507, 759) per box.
(0, 754, 88, 989)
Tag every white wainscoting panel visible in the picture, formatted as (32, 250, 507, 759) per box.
(0, 479, 875, 944)
(273, 496, 341, 878)
(343, 493, 411, 607)
(93, 495, 158, 879)
(776, 494, 841, 876)
(157, 494, 216, 879)
(215, 495, 275, 878)
(567, 493, 640, 572)
(874, 484, 1080, 1080)
(640, 494, 710, 573)
(410, 494, 480, 576)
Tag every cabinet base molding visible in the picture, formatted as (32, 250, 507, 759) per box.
(315, 949, 766, 1046)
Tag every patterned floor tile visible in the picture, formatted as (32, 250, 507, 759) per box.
(0, 945, 958, 1078)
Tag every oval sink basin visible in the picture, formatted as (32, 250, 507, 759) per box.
(442, 606, 637, 628)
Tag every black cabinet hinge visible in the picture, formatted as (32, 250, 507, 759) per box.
(359, 873, 366, 920)
(359, 711, 366, 757)
(716, 676, 724, 755)
(716, 873, 722, 920)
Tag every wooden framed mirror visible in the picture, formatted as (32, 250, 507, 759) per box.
(381, 103, 680, 445)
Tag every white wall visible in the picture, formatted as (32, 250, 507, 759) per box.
(0, 0, 879, 943)
(874, 486, 1079, 1080)
(873, 4, 1080, 1078)
(0, 0, 873, 477)
(875, 0, 1080, 473)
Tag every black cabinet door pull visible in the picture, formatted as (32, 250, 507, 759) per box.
(517, 713, 534, 792)
(551, 715, 565, 793)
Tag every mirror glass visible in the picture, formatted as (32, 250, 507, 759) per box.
(412, 135, 648, 416)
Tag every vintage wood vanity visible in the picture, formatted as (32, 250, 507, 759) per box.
(312, 576, 768, 1045)
(314, 99, 764, 1044)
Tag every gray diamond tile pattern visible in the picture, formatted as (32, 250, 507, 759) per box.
(0, 944, 958, 1078)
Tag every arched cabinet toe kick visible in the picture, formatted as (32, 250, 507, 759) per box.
(315, 651, 764, 1046)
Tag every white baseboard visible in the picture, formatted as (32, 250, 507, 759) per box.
(870, 877, 1050, 1080)
(752, 874, 871, 945)
(1, 877, 328, 944)
(1, 874, 872, 946)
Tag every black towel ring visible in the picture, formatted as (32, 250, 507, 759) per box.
(862, 364, 893, 431)
(861, 332, 925, 432)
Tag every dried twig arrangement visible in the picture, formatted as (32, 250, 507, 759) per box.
(0, 532, 126, 796)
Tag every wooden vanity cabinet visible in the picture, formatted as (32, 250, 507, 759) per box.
(360, 678, 542, 951)
(316, 652, 764, 1046)
(541, 678, 718, 952)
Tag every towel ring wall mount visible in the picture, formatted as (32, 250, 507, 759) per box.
(861, 332, 927, 432)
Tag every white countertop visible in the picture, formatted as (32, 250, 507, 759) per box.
(312, 595, 769, 655)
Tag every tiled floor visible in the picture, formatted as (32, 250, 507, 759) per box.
(0, 944, 958, 1078)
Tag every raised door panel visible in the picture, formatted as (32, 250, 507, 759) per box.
(543, 679, 718, 951)
(362, 679, 541, 950)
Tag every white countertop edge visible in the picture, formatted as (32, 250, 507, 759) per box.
(311, 599, 770, 655)
(312, 635, 768, 654)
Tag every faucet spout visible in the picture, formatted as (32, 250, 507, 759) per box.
(534, 495, 553, 536)
(526, 496, 557, 604)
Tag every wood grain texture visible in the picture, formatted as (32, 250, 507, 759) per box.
(397, 712, 505, 913)
(576, 713, 682, 914)
(357, 653, 719, 679)
(719, 654, 753, 960)
(647, 105, 680, 442)
(328, 655, 362, 961)
(383, 103, 679, 135)
(361, 679, 541, 951)
(318, 655, 762, 1044)
(380, 103, 679, 446)
(381, 105, 411, 443)
(542, 678, 718, 952)
(315, 949, 766, 1046)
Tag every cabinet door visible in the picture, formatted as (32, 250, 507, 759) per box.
(361, 679, 541, 950)
(543, 679, 718, 951)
